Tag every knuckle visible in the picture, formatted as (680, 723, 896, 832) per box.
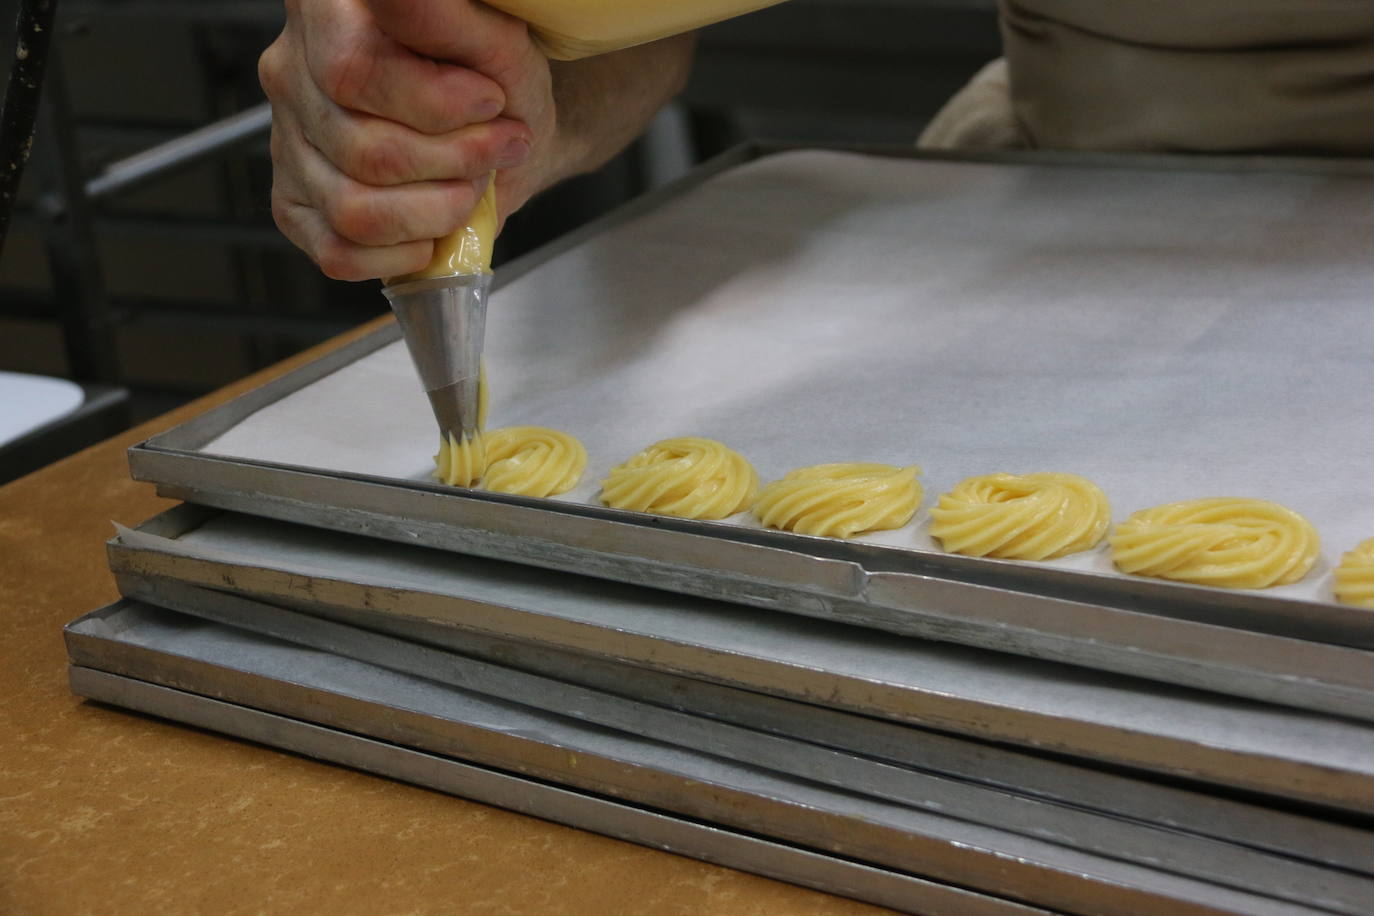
(445, 183, 480, 225)
(257, 40, 285, 98)
(269, 193, 323, 264)
(394, 241, 434, 277)
(429, 69, 504, 133)
(319, 43, 376, 109)
(435, 140, 477, 181)
(327, 191, 390, 246)
(314, 236, 366, 281)
(269, 190, 293, 234)
(347, 132, 411, 185)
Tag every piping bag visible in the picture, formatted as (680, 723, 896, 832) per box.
(381, 0, 791, 486)
(381, 178, 496, 487)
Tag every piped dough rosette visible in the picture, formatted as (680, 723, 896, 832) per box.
(1109, 497, 1319, 589)
(483, 426, 587, 497)
(929, 472, 1110, 560)
(1334, 538, 1374, 608)
(754, 463, 921, 538)
(434, 431, 486, 487)
(600, 437, 758, 520)
(431, 364, 490, 488)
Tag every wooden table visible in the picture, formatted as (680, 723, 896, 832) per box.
(0, 317, 890, 915)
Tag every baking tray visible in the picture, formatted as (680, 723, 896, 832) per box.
(66, 666, 1054, 916)
(109, 506, 1374, 816)
(107, 505, 1374, 723)
(99, 565, 1374, 879)
(64, 600, 1373, 916)
(127, 145, 1374, 691)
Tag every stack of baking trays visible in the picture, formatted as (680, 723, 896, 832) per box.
(67, 147, 1374, 915)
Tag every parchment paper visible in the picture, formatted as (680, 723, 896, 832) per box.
(202, 150, 1374, 603)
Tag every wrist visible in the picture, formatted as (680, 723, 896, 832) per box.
(493, 33, 696, 223)
(550, 33, 696, 183)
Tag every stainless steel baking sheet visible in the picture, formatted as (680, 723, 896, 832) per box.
(127, 148, 1374, 682)
(108, 505, 1374, 721)
(64, 600, 1367, 916)
(102, 570, 1374, 889)
(65, 668, 1057, 916)
(110, 565, 1374, 876)
(108, 507, 1374, 816)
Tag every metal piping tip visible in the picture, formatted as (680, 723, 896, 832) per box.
(427, 377, 483, 441)
(383, 273, 490, 442)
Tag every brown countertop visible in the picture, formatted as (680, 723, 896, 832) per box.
(0, 317, 891, 916)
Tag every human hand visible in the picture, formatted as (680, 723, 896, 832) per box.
(258, 0, 554, 281)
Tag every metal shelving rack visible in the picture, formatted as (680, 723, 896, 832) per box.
(0, 0, 375, 398)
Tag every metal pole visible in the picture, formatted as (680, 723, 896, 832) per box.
(32, 40, 121, 383)
(82, 101, 271, 201)
(0, 0, 58, 260)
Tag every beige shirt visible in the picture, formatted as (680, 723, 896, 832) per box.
(921, 1, 1374, 153)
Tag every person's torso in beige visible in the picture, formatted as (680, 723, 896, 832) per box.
(922, 0, 1374, 153)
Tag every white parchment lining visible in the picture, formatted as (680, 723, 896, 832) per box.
(203, 151, 1374, 604)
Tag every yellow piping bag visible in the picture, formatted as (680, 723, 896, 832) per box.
(381, 178, 496, 486)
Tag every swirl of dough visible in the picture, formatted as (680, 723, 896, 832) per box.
(929, 472, 1110, 560)
(433, 431, 486, 487)
(754, 463, 921, 538)
(483, 426, 588, 497)
(1109, 497, 1319, 589)
(430, 364, 490, 488)
(601, 437, 758, 519)
(1334, 538, 1374, 608)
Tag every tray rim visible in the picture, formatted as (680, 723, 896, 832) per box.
(82, 576, 1374, 909)
(119, 455, 1374, 719)
(65, 662, 1056, 916)
(100, 565, 1374, 859)
(64, 599, 1341, 916)
(105, 506, 1374, 816)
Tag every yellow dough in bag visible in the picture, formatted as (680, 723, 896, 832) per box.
(483, 427, 587, 498)
(754, 463, 921, 539)
(490, 0, 789, 60)
(929, 472, 1109, 560)
(1334, 538, 1374, 608)
(601, 437, 758, 520)
(1110, 497, 1319, 589)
